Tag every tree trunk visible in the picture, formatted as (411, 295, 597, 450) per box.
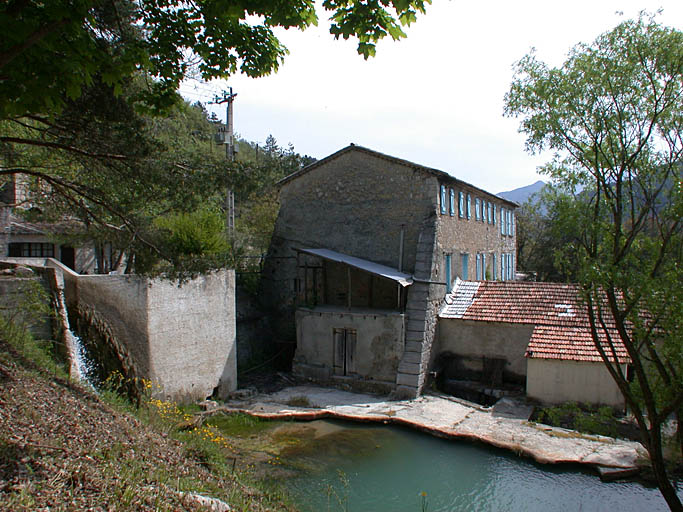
(648, 426, 683, 511)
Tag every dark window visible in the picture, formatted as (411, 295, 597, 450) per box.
(8, 242, 54, 258)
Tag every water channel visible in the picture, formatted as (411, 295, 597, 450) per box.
(231, 419, 680, 512)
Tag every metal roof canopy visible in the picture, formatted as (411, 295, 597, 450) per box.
(296, 248, 413, 287)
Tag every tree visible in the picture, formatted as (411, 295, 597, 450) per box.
(505, 14, 682, 510)
(1, 0, 431, 119)
(1, 0, 429, 273)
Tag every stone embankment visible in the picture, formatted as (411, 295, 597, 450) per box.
(219, 385, 646, 474)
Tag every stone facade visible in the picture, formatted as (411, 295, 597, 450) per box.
(263, 145, 517, 398)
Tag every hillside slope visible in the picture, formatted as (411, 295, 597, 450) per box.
(0, 339, 291, 511)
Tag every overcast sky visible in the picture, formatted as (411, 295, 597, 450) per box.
(179, 1, 682, 194)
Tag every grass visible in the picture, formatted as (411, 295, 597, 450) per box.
(0, 303, 297, 512)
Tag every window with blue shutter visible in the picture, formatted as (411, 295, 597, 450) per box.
(493, 204, 496, 225)
(501, 253, 506, 281)
(458, 191, 464, 217)
(487, 202, 492, 223)
(482, 253, 487, 280)
(476, 254, 481, 280)
(475, 198, 480, 220)
(449, 189, 455, 216)
(445, 254, 452, 293)
(492, 253, 497, 280)
(440, 185, 447, 214)
(501, 208, 506, 235)
(467, 194, 472, 219)
(507, 210, 512, 236)
(461, 253, 469, 279)
(510, 212, 515, 236)
(509, 254, 514, 280)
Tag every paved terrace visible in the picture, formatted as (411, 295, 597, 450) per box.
(222, 386, 647, 475)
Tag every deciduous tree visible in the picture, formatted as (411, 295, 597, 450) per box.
(505, 14, 682, 510)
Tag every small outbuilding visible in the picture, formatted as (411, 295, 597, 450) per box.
(436, 280, 629, 409)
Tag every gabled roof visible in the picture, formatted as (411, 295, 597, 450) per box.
(296, 247, 413, 287)
(439, 280, 630, 364)
(278, 144, 519, 208)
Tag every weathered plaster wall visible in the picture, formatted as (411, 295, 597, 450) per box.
(527, 358, 626, 408)
(434, 319, 533, 381)
(72, 271, 236, 402)
(293, 307, 405, 389)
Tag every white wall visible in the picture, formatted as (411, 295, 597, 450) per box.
(527, 358, 626, 409)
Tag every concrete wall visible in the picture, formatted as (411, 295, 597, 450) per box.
(293, 306, 405, 390)
(5, 258, 237, 403)
(434, 319, 533, 382)
(72, 270, 237, 402)
(527, 358, 626, 408)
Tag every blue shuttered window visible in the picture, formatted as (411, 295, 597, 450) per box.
(475, 198, 480, 220)
(501, 253, 506, 281)
(440, 185, 447, 214)
(458, 192, 465, 217)
(475, 254, 481, 281)
(492, 204, 496, 225)
(482, 253, 487, 280)
(461, 253, 469, 280)
(510, 212, 515, 236)
(467, 194, 472, 219)
(487, 202, 492, 223)
(449, 189, 455, 216)
(492, 253, 497, 280)
(501, 208, 507, 235)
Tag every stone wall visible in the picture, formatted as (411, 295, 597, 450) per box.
(434, 319, 533, 383)
(527, 358, 626, 408)
(434, 183, 516, 283)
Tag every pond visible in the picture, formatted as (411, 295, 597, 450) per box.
(223, 418, 679, 512)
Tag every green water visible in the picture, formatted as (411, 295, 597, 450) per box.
(261, 420, 679, 512)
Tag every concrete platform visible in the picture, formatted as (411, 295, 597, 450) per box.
(220, 385, 647, 472)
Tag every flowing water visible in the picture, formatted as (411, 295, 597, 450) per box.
(248, 419, 680, 512)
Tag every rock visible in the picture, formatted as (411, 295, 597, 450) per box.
(596, 465, 640, 481)
(13, 266, 35, 277)
(199, 399, 218, 411)
(181, 492, 231, 511)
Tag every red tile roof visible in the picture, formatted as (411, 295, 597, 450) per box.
(439, 280, 630, 364)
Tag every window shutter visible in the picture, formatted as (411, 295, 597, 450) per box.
(459, 192, 464, 217)
(492, 253, 497, 280)
(501, 253, 506, 281)
(440, 185, 447, 214)
(475, 198, 480, 220)
(449, 189, 455, 216)
(476, 254, 481, 280)
(511, 212, 515, 236)
(482, 253, 486, 280)
(467, 194, 472, 219)
(461, 253, 469, 279)
(501, 208, 506, 235)
(493, 204, 496, 225)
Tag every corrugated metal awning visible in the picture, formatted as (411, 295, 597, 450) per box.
(296, 248, 413, 287)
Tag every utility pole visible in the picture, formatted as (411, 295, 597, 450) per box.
(213, 87, 238, 232)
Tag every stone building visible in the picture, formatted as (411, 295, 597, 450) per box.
(1, 174, 99, 273)
(263, 144, 518, 398)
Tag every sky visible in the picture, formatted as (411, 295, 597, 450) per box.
(179, 1, 683, 194)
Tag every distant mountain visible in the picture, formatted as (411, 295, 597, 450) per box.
(497, 180, 547, 204)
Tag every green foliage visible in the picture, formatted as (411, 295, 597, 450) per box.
(154, 207, 230, 259)
(538, 402, 618, 438)
(505, 12, 682, 507)
(0, 279, 65, 378)
(1, 0, 431, 119)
